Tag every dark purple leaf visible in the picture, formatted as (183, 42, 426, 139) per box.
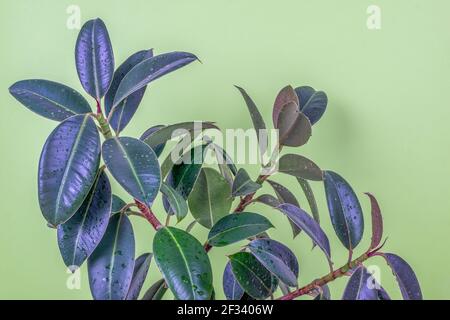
(88, 213, 135, 300)
(365, 192, 383, 250)
(75, 18, 114, 100)
(278, 154, 323, 181)
(297, 177, 320, 223)
(381, 253, 422, 300)
(139, 125, 166, 157)
(272, 85, 299, 128)
(105, 50, 154, 133)
(223, 262, 244, 300)
(295, 86, 328, 125)
(126, 253, 152, 300)
(112, 52, 198, 108)
(342, 266, 378, 300)
(57, 171, 111, 269)
(248, 238, 299, 287)
(323, 171, 364, 251)
(38, 114, 100, 226)
(9, 80, 91, 121)
(277, 203, 332, 264)
(142, 278, 167, 300)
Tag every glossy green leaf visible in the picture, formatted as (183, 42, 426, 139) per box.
(297, 177, 320, 223)
(153, 227, 213, 300)
(231, 168, 261, 197)
(38, 114, 100, 226)
(88, 213, 135, 300)
(160, 181, 188, 222)
(57, 171, 111, 269)
(102, 137, 161, 207)
(188, 168, 232, 228)
(248, 238, 299, 287)
(229, 252, 274, 299)
(323, 171, 364, 251)
(142, 279, 167, 300)
(278, 154, 323, 181)
(112, 52, 198, 108)
(9, 80, 91, 121)
(235, 86, 268, 154)
(207, 213, 274, 247)
(126, 253, 152, 300)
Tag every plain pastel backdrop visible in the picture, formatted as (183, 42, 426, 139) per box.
(0, 0, 448, 299)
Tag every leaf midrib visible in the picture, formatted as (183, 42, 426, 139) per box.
(208, 222, 271, 244)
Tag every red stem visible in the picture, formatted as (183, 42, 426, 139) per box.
(135, 200, 163, 230)
(96, 99, 102, 114)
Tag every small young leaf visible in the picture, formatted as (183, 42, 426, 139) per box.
(229, 252, 274, 299)
(277, 204, 332, 263)
(323, 171, 364, 251)
(39, 114, 100, 226)
(126, 253, 152, 300)
(231, 168, 261, 197)
(342, 266, 379, 300)
(188, 168, 232, 229)
(113, 52, 198, 108)
(9, 80, 91, 121)
(295, 86, 328, 125)
(139, 125, 166, 157)
(381, 253, 422, 300)
(160, 182, 188, 222)
(57, 171, 111, 269)
(297, 177, 320, 223)
(278, 154, 323, 181)
(365, 192, 383, 250)
(235, 86, 268, 154)
(111, 195, 127, 214)
(272, 85, 299, 128)
(277, 102, 312, 147)
(223, 262, 244, 300)
(75, 18, 114, 100)
(153, 227, 213, 300)
(142, 279, 167, 300)
(88, 214, 135, 300)
(102, 137, 161, 207)
(207, 213, 274, 247)
(105, 50, 154, 133)
(248, 238, 299, 287)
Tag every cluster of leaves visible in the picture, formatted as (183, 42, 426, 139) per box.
(9, 18, 422, 300)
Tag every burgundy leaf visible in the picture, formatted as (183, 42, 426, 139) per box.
(365, 192, 383, 250)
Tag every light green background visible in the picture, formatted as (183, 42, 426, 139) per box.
(0, 0, 448, 300)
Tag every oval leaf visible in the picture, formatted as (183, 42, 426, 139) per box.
(252, 194, 281, 208)
(323, 171, 364, 251)
(278, 154, 323, 181)
(75, 18, 114, 100)
(365, 192, 383, 250)
(126, 253, 152, 300)
(277, 102, 312, 147)
(142, 279, 167, 300)
(153, 227, 213, 300)
(160, 181, 188, 222)
(140, 125, 166, 157)
(113, 52, 198, 108)
(188, 168, 232, 229)
(342, 266, 378, 300)
(235, 86, 268, 154)
(207, 212, 274, 247)
(39, 114, 100, 226)
(297, 177, 320, 223)
(381, 253, 422, 300)
(57, 171, 111, 269)
(277, 203, 332, 263)
(295, 86, 328, 125)
(88, 213, 135, 300)
(272, 85, 299, 128)
(102, 137, 161, 207)
(248, 238, 299, 287)
(223, 262, 244, 300)
(232, 168, 261, 197)
(229, 252, 274, 299)
(105, 50, 154, 133)
(9, 80, 91, 121)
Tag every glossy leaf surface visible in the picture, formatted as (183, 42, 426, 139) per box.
(278, 154, 323, 181)
(160, 181, 188, 222)
(102, 137, 161, 207)
(57, 171, 111, 269)
(323, 171, 364, 251)
(223, 262, 244, 300)
(88, 214, 135, 300)
(39, 114, 100, 226)
(297, 177, 320, 223)
(342, 266, 378, 300)
(75, 18, 114, 100)
(153, 227, 213, 300)
(207, 213, 274, 247)
(295, 86, 328, 125)
(126, 253, 152, 300)
(9, 80, 91, 121)
(272, 85, 299, 128)
(231, 168, 261, 197)
(277, 102, 312, 147)
(142, 279, 167, 300)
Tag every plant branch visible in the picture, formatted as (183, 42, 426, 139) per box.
(233, 174, 270, 213)
(135, 200, 163, 230)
